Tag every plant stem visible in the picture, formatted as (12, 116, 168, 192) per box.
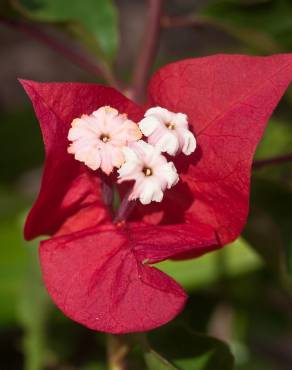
(132, 0, 164, 103)
(161, 15, 206, 29)
(113, 193, 136, 224)
(107, 335, 130, 370)
(253, 153, 292, 169)
(99, 172, 115, 218)
(113, 0, 165, 222)
(107, 333, 149, 370)
(0, 18, 118, 87)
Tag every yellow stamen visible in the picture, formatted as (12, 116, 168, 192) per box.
(143, 167, 152, 176)
(166, 122, 175, 130)
(100, 134, 110, 143)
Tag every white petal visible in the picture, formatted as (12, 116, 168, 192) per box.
(174, 112, 188, 128)
(100, 145, 115, 175)
(134, 140, 156, 160)
(118, 146, 141, 181)
(138, 116, 159, 136)
(180, 129, 197, 155)
(118, 161, 140, 180)
(127, 175, 145, 200)
(139, 178, 163, 205)
(92, 106, 118, 119)
(68, 126, 93, 141)
(81, 115, 102, 134)
(110, 147, 125, 168)
(74, 146, 92, 164)
(144, 106, 171, 122)
(122, 146, 139, 163)
(68, 127, 81, 141)
(153, 132, 179, 156)
(84, 148, 101, 170)
(155, 162, 179, 189)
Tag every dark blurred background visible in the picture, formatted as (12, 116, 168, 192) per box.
(1, 0, 292, 369)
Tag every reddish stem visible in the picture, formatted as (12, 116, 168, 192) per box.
(161, 15, 206, 29)
(0, 18, 118, 87)
(113, 193, 136, 225)
(107, 334, 130, 370)
(113, 0, 165, 223)
(253, 154, 292, 169)
(132, 0, 164, 103)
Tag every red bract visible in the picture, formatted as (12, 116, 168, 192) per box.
(22, 54, 292, 333)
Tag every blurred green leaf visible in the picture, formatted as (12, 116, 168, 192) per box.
(0, 210, 53, 370)
(0, 187, 31, 325)
(255, 119, 292, 159)
(11, 0, 118, 64)
(245, 178, 292, 278)
(0, 0, 18, 17)
(0, 218, 26, 325)
(157, 237, 263, 292)
(254, 118, 292, 183)
(0, 109, 43, 183)
(17, 239, 52, 370)
(0, 187, 30, 220)
(0, 208, 52, 369)
(145, 349, 178, 370)
(201, 0, 292, 53)
(148, 324, 235, 370)
(81, 364, 106, 370)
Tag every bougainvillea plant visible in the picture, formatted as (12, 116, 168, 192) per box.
(22, 53, 292, 335)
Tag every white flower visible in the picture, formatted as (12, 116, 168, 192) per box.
(68, 106, 142, 175)
(118, 140, 179, 205)
(139, 106, 196, 156)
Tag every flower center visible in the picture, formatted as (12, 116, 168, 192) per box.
(100, 134, 110, 143)
(165, 122, 175, 130)
(143, 167, 152, 176)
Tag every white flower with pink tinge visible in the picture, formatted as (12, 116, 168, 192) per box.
(139, 107, 196, 156)
(118, 140, 179, 205)
(68, 106, 142, 175)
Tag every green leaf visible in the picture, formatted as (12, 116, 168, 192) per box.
(147, 324, 235, 370)
(11, 0, 118, 63)
(255, 119, 292, 160)
(0, 216, 27, 325)
(0, 212, 52, 370)
(80, 364, 106, 370)
(157, 237, 263, 292)
(17, 239, 52, 370)
(253, 118, 292, 183)
(0, 206, 52, 370)
(244, 178, 292, 278)
(0, 0, 18, 17)
(0, 187, 30, 220)
(145, 350, 178, 370)
(0, 187, 31, 326)
(201, 0, 292, 53)
(0, 109, 43, 184)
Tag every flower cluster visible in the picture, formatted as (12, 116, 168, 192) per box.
(21, 54, 292, 334)
(67, 105, 196, 204)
